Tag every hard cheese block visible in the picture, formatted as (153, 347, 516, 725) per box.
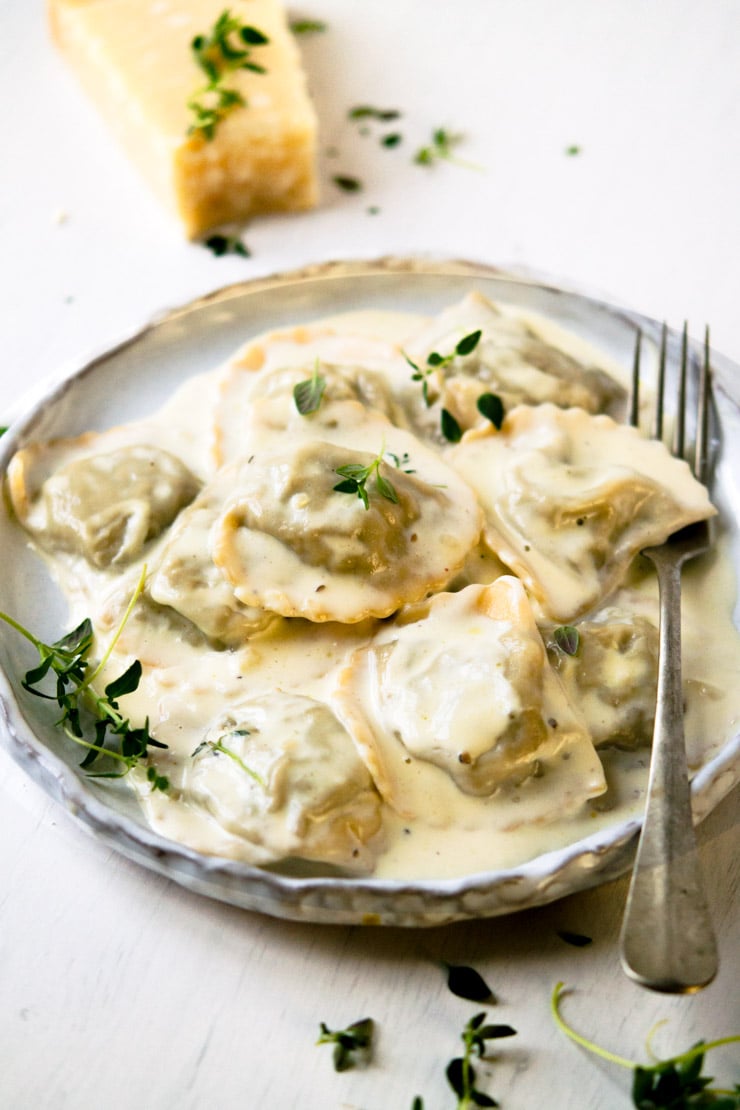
(49, 0, 319, 237)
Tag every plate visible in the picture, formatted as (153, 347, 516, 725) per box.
(1, 257, 739, 927)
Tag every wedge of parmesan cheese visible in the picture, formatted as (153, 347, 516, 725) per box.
(49, 0, 319, 237)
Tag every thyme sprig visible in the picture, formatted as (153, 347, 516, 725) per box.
(334, 445, 400, 510)
(317, 1018, 374, 1072)
(404, 329, 482, 406)
(551, 982, 740, 1108)
(187, 9, 269, 140)
(192, 732, 265, 788)
(446, 1012, 517, 1108)
(0, 567, 168, 788)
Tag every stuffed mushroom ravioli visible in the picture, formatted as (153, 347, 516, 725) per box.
(333, 578, 606, 831)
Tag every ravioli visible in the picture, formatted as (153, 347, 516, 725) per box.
(9, 440, 199, 568)
(212, 324, 411, 465)
(448, 405, 716, 621)
(545, 611, 659, 749)
(333, 579, 606, 826)
(211, 439, 482, 622)
(186, 693, 382, 871)
(398, 291, 626, 443)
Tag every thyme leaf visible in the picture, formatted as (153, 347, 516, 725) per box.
(187, 9, 269, 140)
(349, 105, 401, 122)
(203, 233, 250, 257)
(441, 408, 463, 443)
(557, 930, 592, 948)
(334, 446, 399, 510)
(0, 567, 168, 787)
(317, 1017, 374, 1072)
(414, 128, 479, 170)
(332, 174, 363, 192)
(552, 625, 580, 656)
(290, 18, 327, 34)
(293, 359, 326, 414)
(445, 963, 496, 1004)
(477, 392, 505, 429)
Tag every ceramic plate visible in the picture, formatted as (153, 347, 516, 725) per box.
(1, 258, 738, 926)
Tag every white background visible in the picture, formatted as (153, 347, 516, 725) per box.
(0, 2, 738, 1107)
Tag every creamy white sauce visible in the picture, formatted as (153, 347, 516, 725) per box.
(8, 297, 740, 880)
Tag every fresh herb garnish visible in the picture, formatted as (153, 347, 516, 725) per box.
(317, 1018, 374, 1072)
(565, 144, 582, 156)
(551, 625, 580, 656)
(187, 10, 269, 140)
(332, 174, 363, 193)
(414, 128, 478, 170)
(293, 359, 326, 415)
(203, 233, 250, 257)
(382, 132, 403, 148)
(404, 329, 483, 407)
(386, 450, 415, 473)
(477, 392, 504, 429)
(0, 567, 168, 786)
(445, 963, 496, 1004)
(446, 1012, 517, 1108)
(557, 930, 592, 948)
(0, 425, 7, 436)
(440, 408, 463, 443)
(334, 445, 400, 510)
(192, 733, 265, 787)
(552, 983, 740, 1108)
(349, 105, 401, 122)
(290, 18, 327, 34)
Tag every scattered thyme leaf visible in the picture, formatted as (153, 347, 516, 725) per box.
(557, 930, 593, 948)
(332, 174, 363, 193)
(551, 983, 740, 1109)
(0, 566, 168, 783)
(317, 1018, 374, 1072)
(290, 18, 327, 34)
(382, 133, 403, 148)
(565, 144, 582, 156)
(477, 392, 505, 429)
(414, 127, 478, 170)
(187, 9, 270, 140)
(349, 105, 401, 122)
(445, 963, 496, 1003)
(454, 329, 483, 357)
(334, 446, 399, 510)
(293, 359, 326, 414)
(440, 408, 463, 443)
(552, 625, 580, 656)
(0, 425, 7, 436)
(203, 233, 250, 257)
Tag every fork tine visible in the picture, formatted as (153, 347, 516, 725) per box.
(629, 328, 641, 427)
(673, 321, 689, 458)
(694, 326, 711, 483)
(653, 322, 667, 440)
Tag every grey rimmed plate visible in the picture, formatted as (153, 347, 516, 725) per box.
(1, 258, 738, 926)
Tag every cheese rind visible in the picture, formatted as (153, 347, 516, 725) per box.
(49, 0, 319, 237)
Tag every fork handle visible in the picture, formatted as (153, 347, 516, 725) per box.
(619, 551, 718, 993)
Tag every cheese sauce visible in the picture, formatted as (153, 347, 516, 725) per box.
(7, 295, 740, 880)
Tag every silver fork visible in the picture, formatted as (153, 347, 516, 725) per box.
(619, 322, 717, 993)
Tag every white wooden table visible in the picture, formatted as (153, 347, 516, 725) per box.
(1, 3, 738, 1107)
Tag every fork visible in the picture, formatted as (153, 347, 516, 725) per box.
(618, 322, 717, 993)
